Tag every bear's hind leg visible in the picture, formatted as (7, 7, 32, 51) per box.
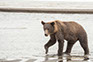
(64, 41, 76, 55)
(79, 37, 89, 60)
(79, 37, 89, 55)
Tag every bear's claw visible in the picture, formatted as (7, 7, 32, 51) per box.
(44, 46, 48, 54)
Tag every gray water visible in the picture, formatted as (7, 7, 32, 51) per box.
(0, 12, 93, 62)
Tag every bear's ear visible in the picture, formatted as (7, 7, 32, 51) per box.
(51, 22, 55, 26)
(41, 21, 45, 25)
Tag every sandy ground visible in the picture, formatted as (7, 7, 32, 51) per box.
(0, 12, 93, 62)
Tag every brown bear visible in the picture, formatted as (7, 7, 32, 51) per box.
(41, 20, 89, 57)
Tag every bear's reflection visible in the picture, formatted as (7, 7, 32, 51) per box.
(43, 54, 71, 62)
(43, 54, 89, 62)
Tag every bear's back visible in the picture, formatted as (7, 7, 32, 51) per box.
(63, 21, 84, 33)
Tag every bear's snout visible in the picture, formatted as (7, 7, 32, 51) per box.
(45, 34, 48, 36)
(44, 29, 49, 36)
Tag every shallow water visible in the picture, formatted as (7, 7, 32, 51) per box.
(0, 12, 93, 62)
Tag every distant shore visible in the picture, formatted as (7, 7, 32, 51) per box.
(0, 1, 93, 13)
(0, 7, 93, 13)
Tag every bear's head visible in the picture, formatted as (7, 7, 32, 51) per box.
(41, 21, 56, 36)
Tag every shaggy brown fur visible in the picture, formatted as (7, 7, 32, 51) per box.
(41, 20, 89, 57)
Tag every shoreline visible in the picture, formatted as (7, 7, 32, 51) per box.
(0, 7, 93, 13)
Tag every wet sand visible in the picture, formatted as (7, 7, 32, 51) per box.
(0, 12, 93, 62)
(0, 55, 91, 62)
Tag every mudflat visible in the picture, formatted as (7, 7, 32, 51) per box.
(0, 12, 93, 62)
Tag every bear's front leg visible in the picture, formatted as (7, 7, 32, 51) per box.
(44, 39, 56, 54)
(44, 44, 48, 54)
(58, 40, 64, 56)
(44, 34, 56, 54)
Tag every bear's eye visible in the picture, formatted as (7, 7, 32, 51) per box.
(44, 28, 46, 30)
(44, 28, 49, 30)
(44, 28, 47, 30)
(47, 28, 49, 30)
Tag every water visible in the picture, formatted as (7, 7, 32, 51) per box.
(0, 12, 93, 62)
